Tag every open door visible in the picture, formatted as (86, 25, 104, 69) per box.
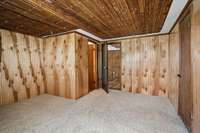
(102, 43, 109, 93)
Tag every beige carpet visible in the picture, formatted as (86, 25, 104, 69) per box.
(0, 89, 188, 133)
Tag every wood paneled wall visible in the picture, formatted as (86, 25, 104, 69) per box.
(43, 33, 76, 99)
(75, 34, 89, 98)
(0, 29, 89, 105)
(0, 29, 45, 105)
(44, 33, 89, 99)
(121, 35, 169, 96)
(169, 24, 180, 111)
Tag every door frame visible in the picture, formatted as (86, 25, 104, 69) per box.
(107, 42, 122, 90)
(88, 41, 98, 92)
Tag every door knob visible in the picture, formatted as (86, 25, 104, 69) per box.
(177, 74, 181, 78)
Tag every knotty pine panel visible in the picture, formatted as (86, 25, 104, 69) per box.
(121, 39, 132, 92)
(121, 35, 169, 96)
(44, 33, 76, 99)
(44, 33, 89, 99)
(75, 34, 89, 98)
(0, 30, 89, 104)
(56, 34, 76, 98)
(43, 37, 56, 95)
(0, 29, 45, 105)
(169, 24, 180, 111)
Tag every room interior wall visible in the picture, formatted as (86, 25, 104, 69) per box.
(168, 24, 180, 111)
(0, 29, 45, 105)
(113, 2, 200, 129)
(0, 1, 199, 131)
(75, 34, 89, 98)
(43, 33, 76, 99)
(120, 35, 169, 96)
(43, 33, 89, 99)
(0, 30, 89, 105)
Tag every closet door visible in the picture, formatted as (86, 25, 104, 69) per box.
(179, 8, 193, 131)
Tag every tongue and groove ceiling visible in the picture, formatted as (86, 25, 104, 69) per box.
(0, 0, 172, 39)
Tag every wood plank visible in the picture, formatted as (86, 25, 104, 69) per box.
(169, 24, 179, 111)
(75, 34, 89, 98)
(191, 0, 200, 132)
(0, 29, 45, 105)
(0, 0, 172, 38)
(120, 35, 169, 96)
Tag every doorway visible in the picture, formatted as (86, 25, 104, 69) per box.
(88, 41, 98, 92)
(107, 43, 121, 90)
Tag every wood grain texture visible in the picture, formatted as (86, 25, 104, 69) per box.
(168, 24, 179, 111)
(121, 35, 169, 96)
(44, 33, 76, 99)
(75, 34, 89, 98)
(0, 29, 45, 105)
(88, 43, 98, 92)
(179, 8, 192, 130)
(0, 0, 172, 39)
(168, 1, 200, 132)
(121, 39, 132, 92)
(0, 29, 89, 104)
(191, 0, 200, 132)
(108, 48, 121, 90)
(44, 33, 89, 99)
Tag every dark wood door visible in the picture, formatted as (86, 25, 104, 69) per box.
(102, 43, 108, 93)
(179, 10, 193, 131)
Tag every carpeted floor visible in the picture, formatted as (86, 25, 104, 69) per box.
(0, 89, 188, 133)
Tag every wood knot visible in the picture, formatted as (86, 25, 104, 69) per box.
(10, 46, 13, 50)
(163, 69, 166, 73)
(123, 84, 125, 88)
